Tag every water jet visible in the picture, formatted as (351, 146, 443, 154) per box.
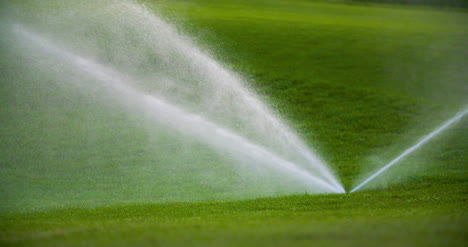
(0, 0, 344, 210)
(351, 108, 467, 193)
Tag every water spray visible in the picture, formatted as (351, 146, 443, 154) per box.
(12, 24, 343, 194)
(350, 108, 467, 193)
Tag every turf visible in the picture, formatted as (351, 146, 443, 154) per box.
(1, 185, 466, 246)
(0, 0, 467, 246)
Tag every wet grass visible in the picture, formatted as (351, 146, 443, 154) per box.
(1, 181, 465, 246)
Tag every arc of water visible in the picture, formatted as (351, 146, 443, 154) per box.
(125, 3, 344, 193)
(12, 24, 343, 194)
(351, 108, 468, 193)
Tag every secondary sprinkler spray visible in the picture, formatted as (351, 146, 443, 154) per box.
(350, 108, 468, 193)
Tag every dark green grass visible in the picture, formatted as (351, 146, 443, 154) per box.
(0, 0, 467, 245)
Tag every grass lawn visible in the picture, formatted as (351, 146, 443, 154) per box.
(0, 185, 465, 246)
(0, 0, 467, 246)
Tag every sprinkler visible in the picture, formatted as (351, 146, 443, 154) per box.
(350, 108, 467, 193)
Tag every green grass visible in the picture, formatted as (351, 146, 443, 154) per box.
(1, 183, 466, 246)
(0, 0, 467, 246)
